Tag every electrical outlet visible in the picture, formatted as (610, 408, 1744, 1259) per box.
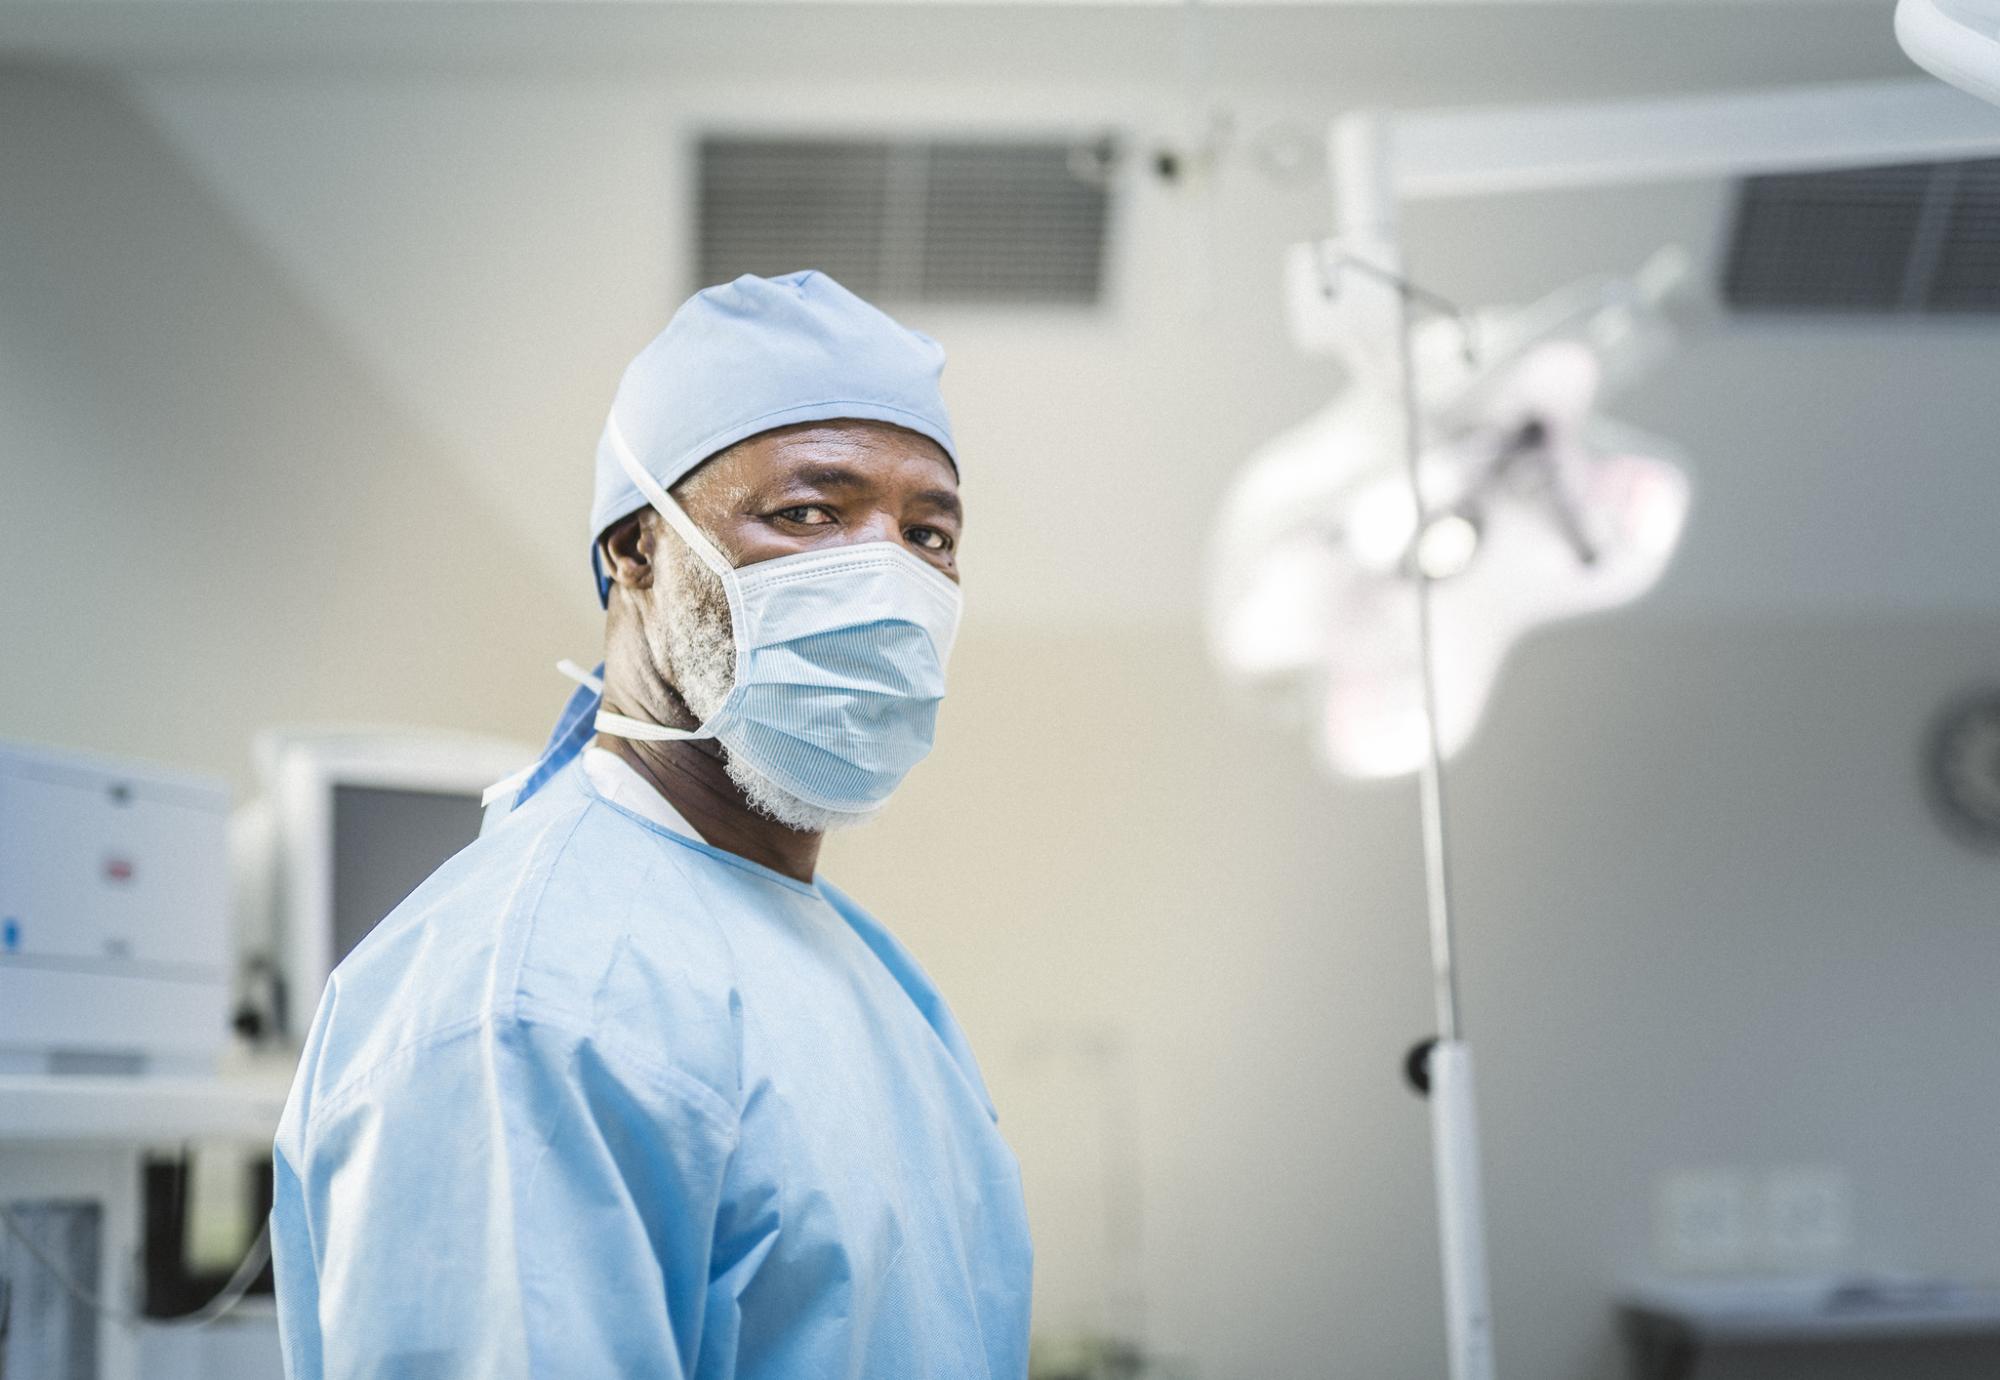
(1760, 1167, 1852, 1269)
(1656, 1170, 1752, 1273)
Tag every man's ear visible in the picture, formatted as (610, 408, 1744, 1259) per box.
(598, 512, 656, 593)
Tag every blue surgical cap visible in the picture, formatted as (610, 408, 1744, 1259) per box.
(589, 270, 958, 605)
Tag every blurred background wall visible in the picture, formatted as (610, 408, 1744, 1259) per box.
(3, 5, 1999, 1376)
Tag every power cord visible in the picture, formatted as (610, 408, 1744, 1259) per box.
(0, 1202, 270, 1328)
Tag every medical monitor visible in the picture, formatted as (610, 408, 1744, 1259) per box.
(237, 730, 533, 1040)
(0, 740, 232, 1075)
(328, 784, 488, 969)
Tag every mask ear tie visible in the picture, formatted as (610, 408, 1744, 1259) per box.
(556, 659, 605, 694)
(480, 762, 538, 809)
(605, 415, 735, 579)
(561, 658, 710, 743)
(595, 709, 704, 743)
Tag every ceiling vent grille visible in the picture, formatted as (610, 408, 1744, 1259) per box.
(1722, 157, 2000, 314)
(697, 136, 1112, 306)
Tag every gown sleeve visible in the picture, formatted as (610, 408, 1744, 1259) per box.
(272, 1010, 740, 1380)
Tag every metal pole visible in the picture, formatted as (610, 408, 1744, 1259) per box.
(1336, 108, 1497, 1380)
(1392, 275, 1464, 1045)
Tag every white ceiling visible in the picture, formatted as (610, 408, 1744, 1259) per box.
(0, 1, 1912, 83)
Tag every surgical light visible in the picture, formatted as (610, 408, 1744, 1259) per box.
(1207, 269, 1692, 781)
(1206, 251, 1690, 1380)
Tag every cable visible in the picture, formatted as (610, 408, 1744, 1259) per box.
(0, 1202, 271, 1329)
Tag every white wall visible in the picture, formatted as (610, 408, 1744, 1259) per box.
(4, 9, 2000, 1376)
(841, 614, 2000, 1380)
(0, 66, 593, 777)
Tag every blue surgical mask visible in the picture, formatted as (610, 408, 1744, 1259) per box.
(593, 416, 963, 816)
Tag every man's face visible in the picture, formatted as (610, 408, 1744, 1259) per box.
(676, 418, 962, 581)
(608, 418, 961, 831)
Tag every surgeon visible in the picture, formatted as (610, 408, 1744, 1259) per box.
(270, 271, 1033, 1379)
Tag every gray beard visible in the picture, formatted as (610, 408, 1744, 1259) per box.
(646, 530, 879, 835)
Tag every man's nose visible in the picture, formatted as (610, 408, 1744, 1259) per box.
(847, 509, 902, 546)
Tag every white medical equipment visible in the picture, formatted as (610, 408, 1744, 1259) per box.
(1899, 0, 2000, 108)
(1214, 250, 1692, 779)
(0, 1074, 287, 1380)
(231, 729, 532, 1041)
(1206, 81, 2000, 1380)
(0, 741, 230, 1077)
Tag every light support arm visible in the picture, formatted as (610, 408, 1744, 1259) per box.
(1318, 78, 2000, 1380)
(1393, 251, 1500, 1380)
(1328, 108, 1498, 1380)
(1379, 79, 2000, 203)
(1898, 0, 2000, 110)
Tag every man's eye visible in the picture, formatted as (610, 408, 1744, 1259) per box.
(776, 505, 836, 525)
(908, 527, 953, 553)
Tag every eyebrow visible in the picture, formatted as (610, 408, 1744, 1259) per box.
(908, 488, 965, 525)
(776, 464, 964, 525)
(784, 463, 871, 492)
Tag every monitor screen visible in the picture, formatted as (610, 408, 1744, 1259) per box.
(329, 785, 487, 966)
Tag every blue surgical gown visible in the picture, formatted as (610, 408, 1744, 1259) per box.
(270, 755, 1033, 1379)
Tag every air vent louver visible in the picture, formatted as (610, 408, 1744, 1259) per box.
(697, 137, 1111, 306)
(1931, 161, 2000, 312)
(1723, 157, 2000, 314)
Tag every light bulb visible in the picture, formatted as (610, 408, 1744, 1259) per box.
(1345, 480, 1418, 573)
(1415, 513, 1480, 580)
